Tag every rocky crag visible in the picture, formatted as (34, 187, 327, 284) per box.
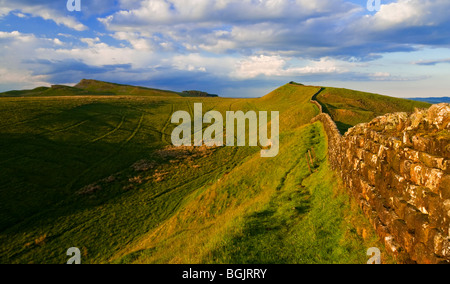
(311, 99, 450, 264)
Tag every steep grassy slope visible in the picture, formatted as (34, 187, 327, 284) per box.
(112, 122, 385, 264)
(0, 82, 391, 264)
(315, 87, 431, 133)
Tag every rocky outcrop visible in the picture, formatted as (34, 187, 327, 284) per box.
(312, 102, 450, 264)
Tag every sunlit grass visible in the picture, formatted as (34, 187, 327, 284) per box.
(0, 82, 398, 264)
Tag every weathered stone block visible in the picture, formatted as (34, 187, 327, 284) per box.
(414, 216, 431, 245)
(419, 151, 447, 171)
(391, 174, 407, 191)
(392, 197, 408, 220)
(442, 238, 450, 258)
(412, 135, 432, 153)
(409, 109, 428, 130)
(356, 147, 365, 160)
(403, 231, 416, 254)
(367, 168, 377, 186)
(402, 183, 415, 202)
(426, 193, 445, 228)
(378, 205, 398, 228)
(403, 148, 420, 163)
(440, 175, 450, 200)
(356, 136, 365, 148)
(403, 131, 413, 147)
(384, 235, 402, 256)
(389, 137, 403, 151)
(369, 141, 382, 155)
(444, 160, 450, 174)
(389, 155, 401, 174)
(425, 168, 444, 193)
(444, 199, 450, 220)
(427, 229, 447, 257)
(412, 242, 434, 264)
(376, 133, 389, 147)
(364, 151, 378, 169)
(403, 204, 424, 231)
(400, 159, 413, 179)
(409, 163, 424, 186)
(391, 219, 408, 245)
(409, 164, 443, 193)
(427, 103, 450, 130)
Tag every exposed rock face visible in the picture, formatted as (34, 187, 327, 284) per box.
(312, 103, 450, 264)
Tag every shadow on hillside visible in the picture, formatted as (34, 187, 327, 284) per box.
(314, 97, 353, 135)
(0, 126, 162, 234)
(334, 122, 354, 135)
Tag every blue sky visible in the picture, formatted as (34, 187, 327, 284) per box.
(0, 0, 450, 98)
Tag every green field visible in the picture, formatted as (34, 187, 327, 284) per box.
(0, 80, 423, 264)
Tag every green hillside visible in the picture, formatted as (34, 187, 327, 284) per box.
(315, 87, 431, 133)
(0, 81, 416, 264)
(74, 79, 181, 97)
(0, 79, 181, 98)
(0, 85, 99, 97)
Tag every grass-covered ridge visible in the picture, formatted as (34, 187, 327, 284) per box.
(74, 79, 181, 97)
(0, 81, 400, 263)
(0, 79, 181, 98)
(315, 87, 431, 133)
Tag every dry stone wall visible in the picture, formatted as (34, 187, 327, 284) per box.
(311, 102, 450, 264)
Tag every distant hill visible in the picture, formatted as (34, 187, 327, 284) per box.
(74, 79, 181, 97)
(407, 97, 450, 104)
(0, 79, 181, 97)
(0, 85, 97, 97)
(0, 79, 224, 98)
(180, 90, 219, 97)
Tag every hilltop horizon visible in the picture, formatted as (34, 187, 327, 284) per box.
(1, 78, 449, 102)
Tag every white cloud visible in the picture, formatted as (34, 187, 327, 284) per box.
(80, 37, 101, 47)
(0, 7, 9, 17)
(98, 0, 359, 56)
(14, 12, 27, 18)
(113, 32, 155, 51)
(413, 58, 450, 65)
(0, 68, 49, 90)
(171, 53, 236, 75)
(0, 30, 35, 41)
(233, 55, 350, 79)
(102, 0, 358, 27)
(234, 55, 287, 78)
(361, 0, 450, 30)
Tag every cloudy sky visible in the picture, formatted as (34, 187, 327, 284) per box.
(1, 0, 450, 98)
